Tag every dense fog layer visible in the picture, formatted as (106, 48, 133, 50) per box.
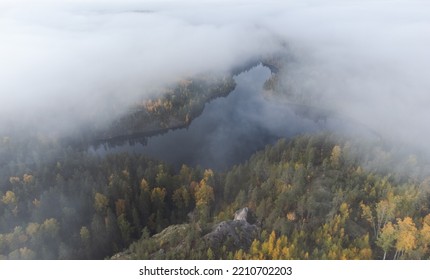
(0, 0, 280, 135)
(1, 0, 429, 156)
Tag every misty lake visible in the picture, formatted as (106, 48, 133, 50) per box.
(92, 65, 325, 170)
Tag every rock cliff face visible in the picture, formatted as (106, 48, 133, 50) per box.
(234, 207, 250, 221)
(204, 208, 259, 250)
(111, 207, 259, 259)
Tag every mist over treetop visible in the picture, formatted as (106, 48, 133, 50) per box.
(1, 0, 429, 156)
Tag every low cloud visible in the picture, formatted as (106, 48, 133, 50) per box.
(1, 0, 429, 156)
(0, 0, 280, 135)
(265, 0, 430, 152)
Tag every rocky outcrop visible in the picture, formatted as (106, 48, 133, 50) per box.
(204, 208, 259, 251)
(234, 207, 250, 221)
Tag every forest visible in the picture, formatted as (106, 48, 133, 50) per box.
(1, 0, 429, 263)
(1, 131, 429, 260)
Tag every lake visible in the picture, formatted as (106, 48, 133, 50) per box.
(92, 65, 326, 170)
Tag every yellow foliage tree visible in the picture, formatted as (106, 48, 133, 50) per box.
(25, 223, 40, 237)
(194, 179, 214, 224)
(395, 217, 417, 259)
(9, 177, 20, 184)
(195, 180, 214, 207)
(41, 218, 59, 239)
(419, 214, 430, 254)
(94, 192, 109, 214)
(330, 145, 342, 167)
(140, 178, 149, 191)
(376, 222, 396, 260)
(2, 191, 16, 205)
(23, 174, 34, 185)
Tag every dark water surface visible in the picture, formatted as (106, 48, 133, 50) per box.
(93, 65, 325, 170)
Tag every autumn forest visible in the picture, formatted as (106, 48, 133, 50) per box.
(1, 129, 430, 259)
(1, 0, 430, 261)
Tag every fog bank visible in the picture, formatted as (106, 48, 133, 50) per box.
(1, 0, 430, 156)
